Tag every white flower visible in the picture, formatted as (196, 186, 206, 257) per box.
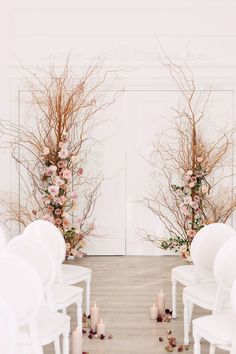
(58, 149, 69, 159)
(187, 170, 193, 176)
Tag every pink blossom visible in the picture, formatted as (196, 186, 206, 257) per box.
(43, 214, 54, 223)
(196, 171, 203, 178)
(57, 160, 67, 168)
(46, 165, 57, 176)
(180, 205, 189, 215)
(48, 185, 59, 197)
(176, 189, 183, 196)
(184, 196, 192, 205)
(202, 185, 209, 194)
(55, 218, 62, 225)
(62, 169, 72, 180)
(71, 191, 78, 199)
(191, 201, 199, 210)
(185, 174, 191, 181)
(54, 208, 62, 215)
(187, 229, 196, 238)
(194, 195, 200, 202)
(54, 176, 64, 186)
(63, 218, 71, 227)
(197, 156, 203, 163)
(78, 167, 83, 175)
(189, 182, 195, 188)
(47, 205, 53, 212)
(187, 170, 193, 176)
(191, 176, 197, 183)
(58, 149, 69, 159)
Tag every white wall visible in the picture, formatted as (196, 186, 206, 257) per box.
(1, 0, 236, 254)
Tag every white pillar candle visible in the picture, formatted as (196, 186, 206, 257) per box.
(90, 303, 100, 332)
(72, 327, 82, 354)
(97, 318, 106, 336)
(157, 289, 166, 316)
(150, 303, 158, 320)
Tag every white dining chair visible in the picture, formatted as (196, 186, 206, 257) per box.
(193, 237, 236, 354)
(0, 253, 70, 354)
(0, 223, 7, 252)
(23, 221, 84, 330)
(171, 223, 222, 319)
(183, 223, 236, 346)
(0, 297, 18, 354)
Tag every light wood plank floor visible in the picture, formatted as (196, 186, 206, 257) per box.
(45, 256, 225, 354)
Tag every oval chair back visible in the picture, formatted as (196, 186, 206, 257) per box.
(190, 223, 236, 272)
(6, 235, 56, 291)
(0, 297, 17, 354)
(0, 254, 43, 327)
(0, 223, 7, 252)
(23, 220, 66, 266)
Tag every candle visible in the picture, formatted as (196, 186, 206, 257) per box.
(72, 327, 82, 354)
(157, 289, 166, 317)
(97, 318, 106, 336)
(150, 303, 158, 320)
(90, 303, 100, 332)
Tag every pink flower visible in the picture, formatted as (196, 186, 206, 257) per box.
(43, 214, 54, 223)
(54, 176, 64, 186)
(191, 201, 199, 210)
(187, 170, 193, 176)
(46, 165, 57, 176)
(185, 174, 191, 181)
(47, 205, 53, 212)
(48, 185, 59, 197)
(196, 171, 203, 178)
(189, 182, 195, 188)
(184, 196, 192, 205)
(191, 176, 197, 183)
(194, 195, 200, 202)
(62, 169, 72, 179)
(71, 191, 78, 199)
(202, 185, 209, 194)
(57, 160, 67, 168)
(63, 218, 71, 227)
(176, 189, 183, 196)
(187, 229, 196, 238)
(197, 156, 203, 163)
(78, 167, 83, 175)
(55, 218, 62, 225)
(180, 205, 189, 215)
(54, 208, 62, 215)
(58, 149, 69, 159)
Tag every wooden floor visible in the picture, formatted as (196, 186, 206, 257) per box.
(45, 256, 224, 354)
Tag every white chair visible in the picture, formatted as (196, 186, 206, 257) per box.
(0, 253, 70, 354)
(0, 297, 18, 354)
(171, 224, 220, 319)
(193, 237, 236, 354)
(183, 223, 236, 346)
(0, 223, 7, 252)
(23, 222, 84, 330)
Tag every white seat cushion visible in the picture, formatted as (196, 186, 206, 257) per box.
(61, 264, 91, 285)
(172, 265, 195, 285)
(52, 284, 83, 308)
(184, 283, 229, 310)
(193, 311, 235, 346)
(17, 309, 70, 346)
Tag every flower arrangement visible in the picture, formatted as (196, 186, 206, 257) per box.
(144, 54, 236, 260)
(1, 59, 119, 258)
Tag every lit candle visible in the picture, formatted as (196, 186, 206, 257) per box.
(72, 327, 82, 354)
(97, 318, 106, 336)
(150, 303, 158, 320)
(90, 303, 100, 332)
(157, 289, 166, 317)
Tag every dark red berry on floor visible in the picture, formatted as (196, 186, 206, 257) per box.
(88, 334, 93, 339)
(159, 337, 164, 342)
(108, 334, 113, 339)
(100, 334, 105, 340)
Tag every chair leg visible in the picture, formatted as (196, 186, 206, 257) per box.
(54, 338, 61, 354)
(62, 325, 70, 354)
(183, 297, 190, 346)
(85, 276, 91, 317)
(76, 298, 83, 332)
(209, 344, 216, 354)
(188, 302, 194, 327)
(193, 332, 201, 354)
(171, 277, 177, 319)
